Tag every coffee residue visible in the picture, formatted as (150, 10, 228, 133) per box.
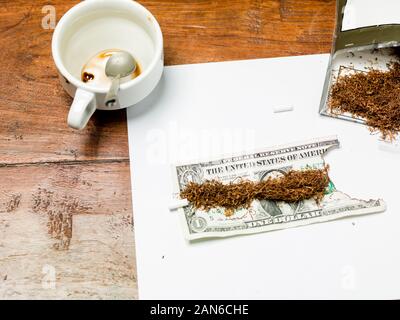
(329, 62, 400, 140)
(82, 72, 95, 83)
(81, 49, 141, 85)
(180, 167, 330, 216)
(131, 62, 141, 79)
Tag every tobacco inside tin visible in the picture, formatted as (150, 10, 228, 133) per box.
(320, 0, 400, 140)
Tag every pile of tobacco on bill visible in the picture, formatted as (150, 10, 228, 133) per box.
(180, 167, 330, 216)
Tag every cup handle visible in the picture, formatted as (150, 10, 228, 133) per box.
(67, 88, 96, 130)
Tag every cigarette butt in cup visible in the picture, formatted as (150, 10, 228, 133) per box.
(168, 199, 189, 211)
(273, 106, 294, 113)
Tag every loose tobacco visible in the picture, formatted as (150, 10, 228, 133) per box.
(329, 62, 400, 140)
(180, 167, 330, 213)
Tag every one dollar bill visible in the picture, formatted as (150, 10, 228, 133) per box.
(172, 136, 386, 240)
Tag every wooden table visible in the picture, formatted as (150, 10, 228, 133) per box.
(0, 0, 335, 299)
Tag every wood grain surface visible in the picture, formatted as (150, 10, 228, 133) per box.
(0, 0, 335, 299)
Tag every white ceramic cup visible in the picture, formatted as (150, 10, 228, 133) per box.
(52, 0, 164, 129)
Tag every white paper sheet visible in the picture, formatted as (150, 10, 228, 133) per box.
(342, 0, 400, 31)
(127, 54, 400, 299)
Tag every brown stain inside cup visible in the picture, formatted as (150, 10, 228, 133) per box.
(99, 51, 114, 59)
(82, 72, 95, 83)
(81, 49, 142, 85)
(131, 62, 141, 79)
